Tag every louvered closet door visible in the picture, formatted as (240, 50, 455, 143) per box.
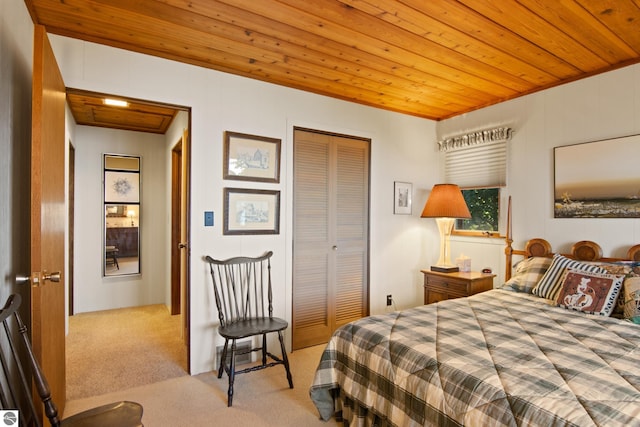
(292, 128, 369, 350)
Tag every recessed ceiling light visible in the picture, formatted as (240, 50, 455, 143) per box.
(104, 98, 129, 107)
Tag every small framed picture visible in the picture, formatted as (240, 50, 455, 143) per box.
(224, 188, 280, 235)
(394, 181, 412, 215)
(223, 131, 281, 183)
(104, 171, 140, 203)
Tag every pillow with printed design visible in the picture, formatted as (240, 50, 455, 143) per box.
(555, 269, 624, 316)
(623, 276, 640, 324)
(585, 261, 640, 318)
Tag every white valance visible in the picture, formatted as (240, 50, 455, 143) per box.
(438, 127, 513, 152)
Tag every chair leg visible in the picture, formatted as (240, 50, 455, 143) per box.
(261, 333, 267, 365)
(277, 331, 294, 389)
(218, 338, 229, 379)
(227, 339, 237, 407)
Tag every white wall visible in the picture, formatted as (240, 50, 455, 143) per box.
(72, 125, 169, 312)
(50, 36, 437, 374)
(441, 64, 640, 283)
(51, 30, 640, 375)
(1, 0, 34, 306)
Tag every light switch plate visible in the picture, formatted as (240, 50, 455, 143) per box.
(204, 211, 214, 226)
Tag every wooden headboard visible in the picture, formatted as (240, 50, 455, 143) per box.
(504, 197, 640, 280)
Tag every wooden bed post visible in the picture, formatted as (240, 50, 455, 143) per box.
(504, 196, 513, 281)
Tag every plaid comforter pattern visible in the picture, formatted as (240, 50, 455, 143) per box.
(310, 290, 640, 427)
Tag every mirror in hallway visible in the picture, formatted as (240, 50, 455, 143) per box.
(104, 154, 140, 276)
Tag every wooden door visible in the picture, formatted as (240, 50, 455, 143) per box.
(68, 143, 75, 315)
(171, 128, 190, 370)
(292, 129, 370, 350)
(31, 25, 67, 418)
(171, 141, 182, 315)
(180, 128, 190, 357)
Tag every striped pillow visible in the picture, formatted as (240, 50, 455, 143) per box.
(532, 253, 607, 300)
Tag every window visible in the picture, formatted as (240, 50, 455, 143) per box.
(440, 127, 511, 237)
(455, 188, 500, 235)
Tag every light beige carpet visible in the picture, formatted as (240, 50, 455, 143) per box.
(66, 305, 337, 425)
(64, 343, 338, 426)
(66, 304, 188, 400)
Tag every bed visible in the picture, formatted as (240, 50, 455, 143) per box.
(309, 237, 640, 426)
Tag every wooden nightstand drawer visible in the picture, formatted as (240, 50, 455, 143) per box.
(426, 276, 468, 294)
(421, 270, 495, 304)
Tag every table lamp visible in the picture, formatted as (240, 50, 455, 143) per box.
(421, 184, 471, 273)
(127, 209, 136, 226)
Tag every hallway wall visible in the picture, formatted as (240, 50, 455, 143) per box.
(72, 125, 169, 313)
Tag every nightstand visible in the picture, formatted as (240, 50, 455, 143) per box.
(421, 270, 496, 304)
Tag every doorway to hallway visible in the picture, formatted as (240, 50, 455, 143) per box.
(66, 89, 192, 385)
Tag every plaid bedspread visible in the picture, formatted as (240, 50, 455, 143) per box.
(309, 289, 640, 426)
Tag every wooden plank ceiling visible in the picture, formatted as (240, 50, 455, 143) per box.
(26, 0, 640, 121)
(66, 88, 179, 134)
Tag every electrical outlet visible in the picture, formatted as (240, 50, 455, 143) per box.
(386, 294, 392, 306)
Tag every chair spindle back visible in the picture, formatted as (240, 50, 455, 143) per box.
(206, 251, 274, 327)
(1, 294, 61, 427)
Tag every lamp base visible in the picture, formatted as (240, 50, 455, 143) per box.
(430, 265, 459, 273)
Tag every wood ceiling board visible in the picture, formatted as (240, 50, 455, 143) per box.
(339, 0, 561, 87)
(44, 0, 486, 117)
(26, 0, 640, 120)
(66, 90, 178, 134)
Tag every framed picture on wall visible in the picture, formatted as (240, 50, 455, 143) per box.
(104, 171, 140, 203)
(223, 131, 281, 183)
(554, 134, 640, 218)
(224, 188, 280, 235)
(394, 181, 412, 215)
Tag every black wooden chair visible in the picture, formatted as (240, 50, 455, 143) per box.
(0, 294, 144, 427)
(205, 251, 293, 406)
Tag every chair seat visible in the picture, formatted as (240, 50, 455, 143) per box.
(61, 401, 143, 427)
(219, 317, 288, 340)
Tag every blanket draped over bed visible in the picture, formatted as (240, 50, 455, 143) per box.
(310, 289, 640, 427)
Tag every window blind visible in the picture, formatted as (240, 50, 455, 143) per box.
(444, 141, 506, 188)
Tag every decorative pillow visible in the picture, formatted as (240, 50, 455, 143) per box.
(555, 270, 624, 316)
(503, 257, 552, 293)
(532, 254, 607, 300)
(585, 261, 637, 319)
(623, 276, 640, 324)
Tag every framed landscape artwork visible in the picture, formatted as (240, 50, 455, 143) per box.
(224, 188, 280, 235)
(554, 134, 640, 218)
(223, 131, 281, 183)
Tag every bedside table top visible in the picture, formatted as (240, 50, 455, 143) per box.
(420, 269, 496, 281)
